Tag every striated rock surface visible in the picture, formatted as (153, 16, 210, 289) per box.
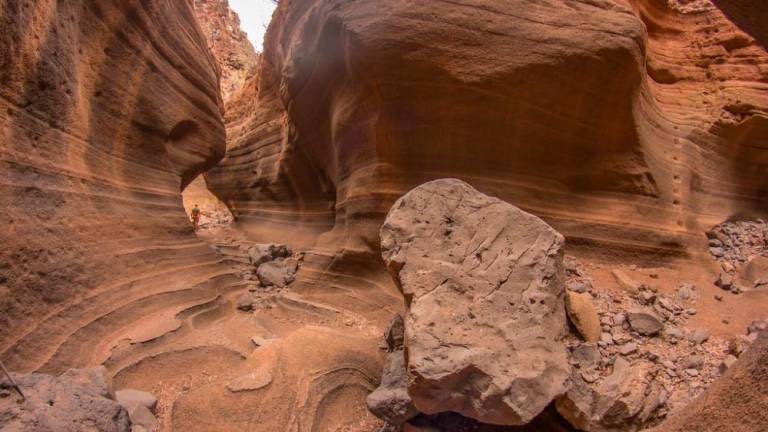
(380, 179, 570, 425)
(207, 0, 768, 263)
(193, 0, 259, 101)
(0, 0, 227, 374)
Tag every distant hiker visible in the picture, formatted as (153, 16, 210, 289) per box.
(191, 204, 201, 231)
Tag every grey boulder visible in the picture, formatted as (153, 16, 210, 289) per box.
(0, 367, 130, 432)
(380, 179, 570, 425)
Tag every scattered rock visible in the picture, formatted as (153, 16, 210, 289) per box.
(380, 179, 570, 425)
(126, 403, 156, 431)
(627, 310, 664, 336)
(688, 328, 711, 345)
(566, 291, 602, 343)
(385, 314, 405, 352)
(366, 351, 419, 425)
(567, 280, 590, 293)
(612, 269, 640, 294)
(248, 243, 291, 267)
(250, 336, 278, 348)
(556, 358, 663, 431)
(236, 292, 255, 311)
(226, 367, 273, 393)
(571, 344, 601, 370)
(619, 342, 638, 356)
(715, 272, 734, 290)
(718, 355, 737, 374)
(115, 389, 157, 413)
(256, 258, 298, 288)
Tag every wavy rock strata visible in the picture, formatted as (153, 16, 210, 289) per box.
(0, 0, 226, 372)
(207, 0, 768, 260)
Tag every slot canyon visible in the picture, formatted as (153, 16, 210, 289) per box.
(0, 0, 767, 431)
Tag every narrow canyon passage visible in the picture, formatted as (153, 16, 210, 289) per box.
(1, 0, 767, 431)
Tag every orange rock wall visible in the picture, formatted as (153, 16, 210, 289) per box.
(207, 0, 768, 262)
(0, 0, 226, 370)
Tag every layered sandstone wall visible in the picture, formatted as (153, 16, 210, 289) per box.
(207, 0, 768, 263)
(193, 0, 260, 101)
(0, 0, 227, 371)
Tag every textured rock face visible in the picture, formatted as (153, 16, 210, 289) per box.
(193, 0, 259, 101)
(0, 367, 130, 432)
(0, 0, 226, 371)
(380, 179, 570, 425)
(207, 0, 768, 260)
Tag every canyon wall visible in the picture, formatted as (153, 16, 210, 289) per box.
(207, 0, 768, 264)
(0, 0, 228, 371)
(193, 0, 260, 101)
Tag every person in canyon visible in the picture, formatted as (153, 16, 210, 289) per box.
(191, 204, 202, 231)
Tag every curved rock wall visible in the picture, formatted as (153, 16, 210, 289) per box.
(0, 0, 227, 371)
(207, 0, 768, 261)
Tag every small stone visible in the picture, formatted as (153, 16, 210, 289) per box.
(619, 343, 638, 356)
(565, 291, 602, 343)
(236, 293, 255, 311)
(627, 310, 664, 336)
(715, 272, 734, 289)
(226, 368, 273, 393)
(714, 294, 723, 301)
(684, 368, 699, 377)
(719, 355, 738, 374)
(613, 313, 627, 326)
(681, 355, 704, 370)
(639, 291, 657, 305)
(665, 368, 678, 378)
(657, 297, 675, 311)
(600, 332, 614, 345)
(612, 269, 640, 293)
(664, 326, 684, 340)
(116, 389, 158, 413)
(662, 360, 675, 370)
(687, 328, 711, 345)
(685, 308, 697, 316)
(581, 370, 600, 383)
(730, 285, 743, 294)
(567, 281, 589, 293)
(649, 273, 659, 279)
(709, 247, 725, 257)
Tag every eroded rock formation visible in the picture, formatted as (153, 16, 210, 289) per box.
(207, 0, 768, 261)
(0, 0, 226, 372)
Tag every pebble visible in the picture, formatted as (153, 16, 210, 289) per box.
(688, 328, 711, 345)
(567, 281, 590, 293)
(685, 308, 697, 316)
(714, 294, 723, 301)
(613, 313, 627, 326)
(719, 355, 738, 374)
(684, 368, 699, 377)
(662, 360, 676, 370)
(600, 332, 614, 345)
(619, 343, 638, 356)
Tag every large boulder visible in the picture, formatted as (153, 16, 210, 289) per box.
(0, 367, 130, 432)
(380, 179, 570, 425)
(256, 258, 299, 288)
